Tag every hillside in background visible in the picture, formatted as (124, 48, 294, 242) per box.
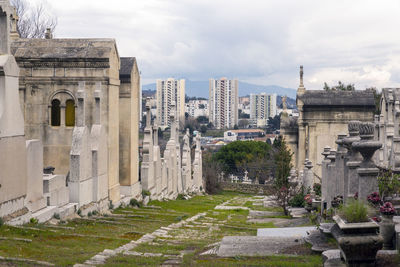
(142, 80, 297, 99)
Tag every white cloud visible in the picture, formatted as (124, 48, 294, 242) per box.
(46, 0, 400, 90)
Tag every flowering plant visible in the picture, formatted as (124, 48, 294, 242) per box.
(367, 192, 381, 205)
(331, 195, 343, 208)
(371, 216, 381, 223)
(380, 202, 396, 216)
(304, 194, 312, 205)
(354, 192, 358, 200)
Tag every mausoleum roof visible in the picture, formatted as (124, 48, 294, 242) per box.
(298, 90, 375, 108)
(381, 88, 400, 102)
(11, 38, 118, 60)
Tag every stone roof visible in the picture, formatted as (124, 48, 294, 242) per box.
(11, 38, 117, 60)
(120, 57, 135, 76)
(298, 90, 375, 107)
(381, 88, 400, 102)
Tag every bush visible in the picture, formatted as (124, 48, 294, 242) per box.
(142, 190, 151, 197)
(87, 211, 92, 217)
(313, 183, 321, 196)
(30, 217, 38, 224)
(53, 213, 60, 220)
(339, 199, 369, 223)
(129, 198, 143, 208)
(289, 190, 305, 207)
(176, 194, 186, 200)
(109, 200, 114, 210)
(0, 217, 3, 227)
(77, 209, 82, 216)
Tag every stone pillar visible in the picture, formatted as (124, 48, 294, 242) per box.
(327, 149, 337, 208)
(379, 114, 385, 165)
(182, 129, 192, 192)
(353, 122, 382, 202)
(69, 90, 93, 207)
(321, 146, 331, 211)
(0, 2, 28, 218)
(140, 98, 155, 195)
(166, 104, 177, 198)
(90, 90, 108, 210)
(303, 159, 313, 190)
(335, 134, 347, 199)
(176, 120, 183, 194)
(153, 121, 162, 199)
(193, 133, 203, 191)
(343, 121, 362, 201)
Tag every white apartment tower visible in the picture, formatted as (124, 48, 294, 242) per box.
(209, 78, 239, 129)
(156, 78, 185, 129)
(250, 93, 277, 127)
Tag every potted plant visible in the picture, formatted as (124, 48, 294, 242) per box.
(379, 201, 396, 249)
(334, 199, 383, 265)
(367, 192, 381, 207)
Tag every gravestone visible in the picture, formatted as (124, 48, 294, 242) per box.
(141, 98, 155, 195)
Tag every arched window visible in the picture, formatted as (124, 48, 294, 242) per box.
(65, 99, 75, 127)
(51, 99, 61, 126)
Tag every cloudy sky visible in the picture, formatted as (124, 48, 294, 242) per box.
(43, 0, 400, 89)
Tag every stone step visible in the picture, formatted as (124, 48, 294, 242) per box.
(32, 206, 58, 223)
(58, 203, 78, 220)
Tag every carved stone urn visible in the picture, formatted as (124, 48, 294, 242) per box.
(334, 215, 383, 265)
(352, 122, 382, 169)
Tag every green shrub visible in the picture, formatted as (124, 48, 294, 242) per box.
(109, 200, 114, 210)
(177, 194, 186, 200)
(77, 209, 82, 216)
(339, 199, 369, 223)
(0, 217, 4, 227)
(129, 198, 143, 208)
(92, 210, 98, 216)
(30, 217, 38, 224)
(53, 213, 60, 220)
(313, 183, 321, 196)
(142, 190, 151, 197)
(88, 211, 92, 217)
(289, 190, 305, 207)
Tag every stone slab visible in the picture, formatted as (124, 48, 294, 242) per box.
(217, 236, 304, 257)
(214, 205, 249, 210)
(249, 210, 284, 217)
(257, 226, 316, 237)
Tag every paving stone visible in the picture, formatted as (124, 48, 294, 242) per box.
(217, 236, 304, 257)
(214, 205, 249, 210)
(123, 251, 142, 256)
(143, 253, 163, 257)
(249, 210, 284, 217)
(257, 226, 316, 237)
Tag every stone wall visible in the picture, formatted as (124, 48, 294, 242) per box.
(220, 182, 274, 195)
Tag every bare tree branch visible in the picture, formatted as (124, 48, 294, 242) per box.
(11, 0, 57, 38)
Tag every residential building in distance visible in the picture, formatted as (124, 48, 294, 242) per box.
(209, 78, 239, 129)
(185, 99, 208, 118)
(250, 93, 277, 127)
(156, 78, 185, 129)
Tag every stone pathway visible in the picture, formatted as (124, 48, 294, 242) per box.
(74, 212, 207, 266)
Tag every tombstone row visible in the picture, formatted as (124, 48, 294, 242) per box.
(320, 121, 382, 210)
(140, 98, 204, 199)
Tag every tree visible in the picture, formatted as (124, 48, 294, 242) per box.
(266, 115, 280, 133)
(203, 151, 223, 194)
(11, 0, 57, 38)
(368, 87, 381, 115)
(200, 125, 207, 135)
(323, 81, 355, 91)
(233, 124, 239, 130)
(214, 141, 273, 175)
(273, 137, 293, 215)
(196, 116, 209, 124)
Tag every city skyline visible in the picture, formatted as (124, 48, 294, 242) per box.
(48, 0, 400, 91)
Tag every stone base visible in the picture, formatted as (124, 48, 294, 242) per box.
(108, 183, 121, 205)
(58, 203, 78, 220)
(69, 178, 93, 207)
(120, 181, 142, 200)
(25, 197, 47, 214)
(8, 206, 58, 225)
(0, 196, 25, 218)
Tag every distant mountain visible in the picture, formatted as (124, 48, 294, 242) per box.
(142, 80, 297, 99)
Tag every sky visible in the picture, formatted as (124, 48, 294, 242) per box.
(40, 0, 400, 89)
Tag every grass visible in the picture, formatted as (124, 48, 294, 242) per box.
(0, 191, 323, 266)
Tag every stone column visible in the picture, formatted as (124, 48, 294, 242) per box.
(140, 98, 155, 195)
(321, 146, 331, 212)
(342, 121, 362, 201)
(353, 122, 382, 202)
(327, 149, 337, 208)
(166, 105, 177, 198)
(335, 134, 347, 199)
(379, 114, 385, 165)
(303, 159, 313, 190)
(153, 121, 162, 199)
